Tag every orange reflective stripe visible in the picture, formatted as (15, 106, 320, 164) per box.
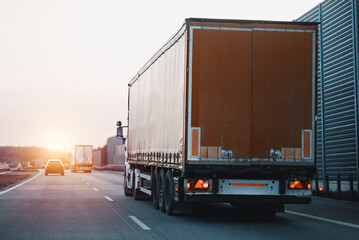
(192, 129, 199, 156)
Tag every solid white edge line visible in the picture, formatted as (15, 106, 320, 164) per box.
(86, 182, 90, 185)
(93, 187, 98, 191)
(104, 196, 113, 201)
(0, 169, 42, 196)
(0, 171, 11, 175)
(285, 210, 359, 230)
(129, 216, 151, 230)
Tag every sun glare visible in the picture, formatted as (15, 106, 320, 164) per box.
(47, 136, 72, 152)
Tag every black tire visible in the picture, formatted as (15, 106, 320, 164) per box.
(133, 170, 142, 200)
(124, 172, 133, 196)
(158, 169, 166, 212)
(164, 170, 175, 215)
(152, 169, 159, 209)
(61, 172, 64, 176)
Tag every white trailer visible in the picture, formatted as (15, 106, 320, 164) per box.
(117, 18, 317, 215)
(72, 145, 93, 173)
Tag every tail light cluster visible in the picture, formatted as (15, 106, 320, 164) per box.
(184, 179, 212, 192)
(288, 180, 311, 189)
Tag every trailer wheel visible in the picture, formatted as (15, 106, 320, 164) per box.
(133, 170, 142, 200)
(152, 169, 159, 209)
(158, 169, 166, 212)
(164, 170, 175, 215)
(124, 172, 133, 196)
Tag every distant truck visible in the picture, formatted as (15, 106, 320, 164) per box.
(117, 18, 317, 215)
(71, 145, 93, 173)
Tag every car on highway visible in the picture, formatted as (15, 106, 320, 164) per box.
(45, 159, 65, 176)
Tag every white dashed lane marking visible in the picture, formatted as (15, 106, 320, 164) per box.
(104, 196, 113, 201)
(129, 216, 151, 230)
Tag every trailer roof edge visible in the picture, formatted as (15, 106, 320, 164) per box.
(128, 18, 318, 87)
(186, 17, 319, 26)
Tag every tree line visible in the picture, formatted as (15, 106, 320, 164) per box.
(0, 146, 70, 163)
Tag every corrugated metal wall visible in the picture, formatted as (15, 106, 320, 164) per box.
(297, 0, 359, 188)
(107, 136, 123, 165)
(93, 150, 102, 166)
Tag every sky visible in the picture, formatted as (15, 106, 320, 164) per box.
(0, 0, 322, 152)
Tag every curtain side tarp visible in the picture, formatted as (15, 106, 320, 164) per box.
(128, 32, 186, 161)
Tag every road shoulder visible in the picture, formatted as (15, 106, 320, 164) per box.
(0, 170, 41, 195)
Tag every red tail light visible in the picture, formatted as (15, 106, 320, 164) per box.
(288, 180, 311, 189)
(186, 179, 211, 192)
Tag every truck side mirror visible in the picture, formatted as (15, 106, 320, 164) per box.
(117, 121, 123, 139)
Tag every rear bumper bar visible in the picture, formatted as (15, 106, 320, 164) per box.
(184, 194, 311, 204)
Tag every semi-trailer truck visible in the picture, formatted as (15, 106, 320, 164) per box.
(71, 145, 93, 173)
(117, 18, 317, 215)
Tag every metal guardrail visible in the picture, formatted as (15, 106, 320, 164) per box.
(313, 174, 358, 201)
(9, 163, 22, 171)
(0, 163, 10, 172)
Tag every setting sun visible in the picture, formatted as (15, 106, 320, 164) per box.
(46, 135, 73, 152)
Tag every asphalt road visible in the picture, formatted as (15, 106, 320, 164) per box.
(0, 170, 358, 240)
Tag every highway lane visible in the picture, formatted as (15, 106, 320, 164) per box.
(0, 170, 358, 240)
(0, 170, 155, 240)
